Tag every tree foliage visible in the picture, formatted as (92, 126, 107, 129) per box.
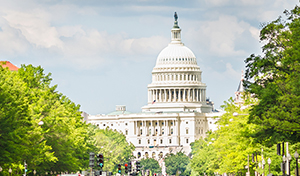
(139, 158, 161, 175)
(93, 127, 135, 174)
(244, 4, 300, 144)
(0, 64, 134, 175)
(164, 151, 190, 176)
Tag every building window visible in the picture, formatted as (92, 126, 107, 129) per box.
(186, 129, 189, 134)
(149, 129, 151, 135)
(201, 129, 203, 134)
(149, 122, 151, 125)
(139, 139, 141, 144)
(186, 121, 188, 124)
(162, 128, 164, 135)
(148, 139, 150, 144)
(125, 123, 128, 126)
(140, 122, 142, 125)
(125, 130, 128, 135)
(162, 122, 164, 125)
(140, 129, 143, 135)
(111, 124, 113, 126)
(160, 139, 163, 144)
(103, 124, 106, 126)
(186, 138, 189, 143)
(155, 129, 158, 135)
(97, 124, 99, 126)
(171, 128, 173, 134)
(171, 122, 173, 125)
(169, 139, 172, 144)
(155, 122, 158, 125)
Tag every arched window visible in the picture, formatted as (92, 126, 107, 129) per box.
(186, 129, 189, 134)
(145, 152, 149, 158)
(140, 129, 142, 135)
(171, 128, 174, 134)
(138, 152, 141, 158)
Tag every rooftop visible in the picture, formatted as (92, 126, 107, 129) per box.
(0, 61, 19, 71)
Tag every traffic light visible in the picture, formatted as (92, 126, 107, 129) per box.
(97, 153, 104, 168)
(24, 163, 27, 172)
(89, 152, 95, 168)
(125, 163, 128, 174)
(136, 161, 140, 172)
(128, 161, 132, 173)
(118, 164, 122, 174)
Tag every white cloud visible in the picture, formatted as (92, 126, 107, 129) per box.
(187, 15, 249, 57)
(249, 26, 260, 41)
(3, 9, 63, 49)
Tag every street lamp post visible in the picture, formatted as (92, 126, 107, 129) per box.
(8, 167, 12, 176)
(262, 159, 266, 176)
(267, 158, 271, 175)
(294, 150, 299, 176)
(283, 155, 286, 176)
(287, 153, 292, 176)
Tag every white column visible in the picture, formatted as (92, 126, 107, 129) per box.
(196, 89, 199, 102)
(173, 89, 176, 102)
(188, 89, 190, 101)
(152, 90, 155, 102)
(168, 89, 171, 102)
(159, 89, 162, 102)
(155, 89, 158, 101)
(183, 89, 186, 101)
(164, 89, 167, 102)
(178, 89, 181, 102)
(200, 89, 202, 102)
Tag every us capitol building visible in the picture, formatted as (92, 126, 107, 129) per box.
(85, 13, 221, 162)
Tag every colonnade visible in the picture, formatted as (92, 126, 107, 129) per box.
(153, 73, 201, 82)
(148, 88, 206, 103)
(135, 120, 178, 137)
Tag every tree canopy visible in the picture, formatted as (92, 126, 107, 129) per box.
(0, 64, 134, 176)
(244, 4, 300, 144)
(164, 151, 190, 176)
(139, 158, 161, 175)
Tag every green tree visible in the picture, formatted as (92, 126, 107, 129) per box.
(140, 158, 161, 175)
(164, 151, 190, 176)
(94, 128, 135, 174)
(190, 137, 218, 176)
(244, 4, 300, 144)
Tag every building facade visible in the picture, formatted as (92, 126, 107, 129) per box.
(86, 13, 221, 161)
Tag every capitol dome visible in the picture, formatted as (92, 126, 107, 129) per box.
(155, 44, 197, 66)
(142, 12, 211, 113)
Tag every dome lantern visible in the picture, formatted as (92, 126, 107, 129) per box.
(171, 12, 182, 44)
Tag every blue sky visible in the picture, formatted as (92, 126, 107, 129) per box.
(0, 0, 298, 115)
